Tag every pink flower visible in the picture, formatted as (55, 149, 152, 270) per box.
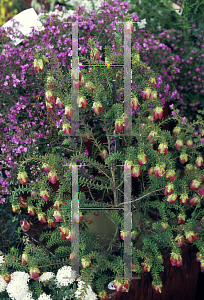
(29, 267, 40, 281)
(170, 252, 182, 267)
(158, 143, 168, 155)
(62, 123, 71, 135)
(81, 258, 91, 268)
(161, 222, 169, 232)
(40, 190, 50, 201)
(48, 171, 58, 184)
(73, 212, 83, 223)
(56, 97, 64, 109)
(179, 153, 188, 164)
(45, 90, 55, 104)
(173, 126, 181, 137)
(124, 160, 133, 172)
(43, 163, 50, 173)
(92, 101, 103, 115)
(130, 96, 139, 111)
(21, 253, 29, 266)
(53, 210, 63, 222)
(175, 235, 185, 247)
(154, 107, 163, 120)
(115, 118, 123, 133)
(65, 105, 74, 118)
(189, 195, 201, 206)
(166, 193, 177, 204)
(142, 87, 151, 100)
(38, 212, 47, 223)
(190, 179, 201, 190)
(17, 171, 29, 185)
(27, 205, 36, 216)
(175, 139, 184, 151)
(195, 156, 203, 167)
(185, 231, 199, 243)
(177, 214, 186, 224)
(46, 101, 54, 112)
(59, 226, 69, 240)
(131, 166, 141, 177)
(147, 131, 157, 144)
(166, 169, 176, 182)
(197, 185, 204, 196)
(18, 195, 27, 208)
(120, 230, 130, 240)
(186, 139, 193, 148)
(47, 218, 56, 229)
(12, 204, 21, 213)
(141, 261, 151, 272)
(20, 220, 31, 232)
(77, 96, 87, 109)
(137, 153, 148, 165)
(34, 58, 43, 73)
(154, 165, 165, 177)
(179, 194, 188, 204)
(54, 200, 63, 211)
(164, 183, 174, 195)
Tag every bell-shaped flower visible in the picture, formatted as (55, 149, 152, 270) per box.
(77, 96, 87, 109)
(179, 153, 188, 164)
(40, 190, 50, 201)
(179, 194, 188, 204)
(43, 163, 50, 173)
(56, 97, 64, 109)
(17, 171, 29, 185)
(154, 107, 163, 120)
(65, 105, 74, 118)
(38, 212, 47, 223)
(62, 123, 71, 135)
(92, 101, 103, 115)
(166, 169, 176, 182)
(130, 96, 139, 111)
(34, 58, 43, 73)
(81, 257, 91, 268)
(53, 210, 62, 222)
(115, 118, 123, 133)
(175, 139, 184, 151)
(158, 143, 168, 155)
(48, 218, 56, 229)
(45, 90, 55, 104)
(29, 267, 40, 281)
(48, 171, 58, 184)
(137, 153, 148, 165)
(28, 205, 36, 216)
(131, 166, 141, 178)
(195, 156, 203, 168)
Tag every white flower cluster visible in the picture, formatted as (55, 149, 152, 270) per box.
(55, 266, 77, 287)
(38, 293, 53, 300)
(137, 18, 147, 29)
(0, 255, 5, 266)
(38, 9, 76, 23)
(6, 271, 32, 300)
(0, 275, 8, 293)
(74, 280, 98, 300)
(39, 272, 55, 282)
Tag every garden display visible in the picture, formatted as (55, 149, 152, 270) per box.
(0, 1, 204, 300)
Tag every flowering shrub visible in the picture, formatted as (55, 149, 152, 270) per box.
(0, 1, 204, 299)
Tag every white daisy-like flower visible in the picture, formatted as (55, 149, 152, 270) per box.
(0, 255, 5, 266)
(55, 266, 77, 287)
(0, 275, 8, 292)
(39, 272, 55, 282)
(38, 293, 53, 300)
(74, 281, 98, 300)
(6, 280, 30, 300)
